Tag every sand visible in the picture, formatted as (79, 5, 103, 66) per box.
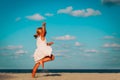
(0, 73, 120, 80)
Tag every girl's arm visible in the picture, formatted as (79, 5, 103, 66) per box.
(41, 22, 46, 37)
(47, 42, 54, 46)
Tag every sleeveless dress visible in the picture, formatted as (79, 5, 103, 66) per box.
(33, 36, 52, 63)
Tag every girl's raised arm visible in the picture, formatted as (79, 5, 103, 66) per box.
(41, 22, 46, 37)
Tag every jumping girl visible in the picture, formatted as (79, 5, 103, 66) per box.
(32, 22, 55, 78)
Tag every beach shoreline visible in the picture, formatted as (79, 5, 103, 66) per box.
(0, 72, 120, 80)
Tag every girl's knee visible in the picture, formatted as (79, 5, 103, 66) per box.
(51, 55, 55, 60)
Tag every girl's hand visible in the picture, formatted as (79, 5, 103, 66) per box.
(47, 42, 54, 46)
(42, 22, 46, 26)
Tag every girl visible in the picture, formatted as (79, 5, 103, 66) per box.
(32, 22, 55, 78)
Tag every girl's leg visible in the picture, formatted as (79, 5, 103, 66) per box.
(32, 63, 40, 78)
(38, 54, 55, 69)
(42, 55, 55, 63)
(39, 60, 44, 69)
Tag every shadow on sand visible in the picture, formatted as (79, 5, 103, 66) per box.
(43, 73, 62, 77)
(35, 73, 62, 78)
(38, 69, 62, 77)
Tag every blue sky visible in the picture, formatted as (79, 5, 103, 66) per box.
(0, 0, 120, 69)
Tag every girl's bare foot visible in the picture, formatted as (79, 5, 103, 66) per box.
(32, 71, 35, 78)
(32, 63, 40, 78)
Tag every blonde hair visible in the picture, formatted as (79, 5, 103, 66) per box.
(34, 27, 42, 39)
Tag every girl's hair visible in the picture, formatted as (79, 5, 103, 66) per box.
(34, 27, 42, 39)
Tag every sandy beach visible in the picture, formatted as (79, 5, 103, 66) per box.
(0, 73, 120, 80)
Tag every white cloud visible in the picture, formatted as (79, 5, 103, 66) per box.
(15, 50, 27, 55)
(71, 10, 84, 16)
(103, 36, 114, 39)
(54, 50, 69, 53)
(0, 45, 23, 50)
(75, 42, 82, 46)
(45, 13, 54, 16)
(103, 43, 120, 48)
(57, 6, 73, 14)
(103, 43, 111, 48)
(0, 45, 27, 56)
(26, 13, 45, 21)
(71, 8, 101, 17)
(53, 35, 76, 40)
(57, 6, 101, 17)
(16, 17, 21, 21)
(54, 53, 65, 57)
(84, 8, 101, 17)
(84, 49, 98, 53)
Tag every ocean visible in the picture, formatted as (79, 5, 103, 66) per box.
(0, 69, 120, 73)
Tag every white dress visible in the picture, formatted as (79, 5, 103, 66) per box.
(33, 36, 52, 63)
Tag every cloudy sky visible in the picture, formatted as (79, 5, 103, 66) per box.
(0, 0, 120, 69)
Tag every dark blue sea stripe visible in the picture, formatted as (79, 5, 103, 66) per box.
(0, 69, 120, 73)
